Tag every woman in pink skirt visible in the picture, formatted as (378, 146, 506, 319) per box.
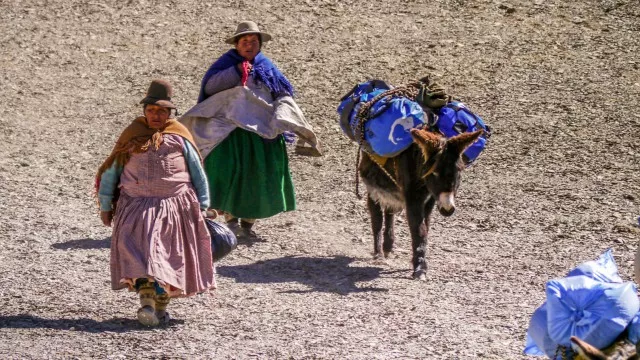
(96, 80, 215, 326)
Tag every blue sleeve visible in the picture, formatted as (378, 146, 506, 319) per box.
(204, 66, 241, 96)
(98, 162, 123, 211)
(183, 140, 210, 210)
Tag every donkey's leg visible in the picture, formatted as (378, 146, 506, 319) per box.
(422, 196, 436, 260)
(382, 211, 395, 257)
(367, 195, 384, 259)
(406, 196, 429, 280)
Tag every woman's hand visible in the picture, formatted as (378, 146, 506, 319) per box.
(203, 209, 218, 219)
(100, 211, 113, 227)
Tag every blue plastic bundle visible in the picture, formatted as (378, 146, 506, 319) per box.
(434, 101, 491, 165)
(204, 218, 237, 262)
(524, 249, 640, 358)
(337, 80, 425, 158)
(628, 314, 640, 344)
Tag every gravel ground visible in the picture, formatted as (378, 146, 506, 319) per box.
(0, 0, 639, 358)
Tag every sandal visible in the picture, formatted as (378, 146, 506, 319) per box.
(137, 305, 159, 327)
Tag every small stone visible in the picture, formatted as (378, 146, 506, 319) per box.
(498, 4, 516, 13)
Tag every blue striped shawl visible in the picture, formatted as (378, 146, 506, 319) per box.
(198, 49, 294, 103)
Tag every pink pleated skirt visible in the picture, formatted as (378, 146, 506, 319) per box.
(110, 188, 215, 297)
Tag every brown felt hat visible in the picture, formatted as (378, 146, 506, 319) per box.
(140, 79, 176, 109)
(225, 21, 272, 44)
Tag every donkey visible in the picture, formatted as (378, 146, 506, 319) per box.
(359, 127, 483, 280)
(570, 334, 639, 360)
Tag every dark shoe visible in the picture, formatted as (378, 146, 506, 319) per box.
(156, 310, 171, 325)
(239, 227, 259, 239)
(226, 221, 241, 236)
(239, 220, 258, 239)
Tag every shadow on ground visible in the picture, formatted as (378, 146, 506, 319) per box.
(51, 237, 111, 250)
(217, 255, 389, 294)
(0, 314, 183, 332)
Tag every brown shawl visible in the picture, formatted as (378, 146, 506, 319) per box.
(95, 116, 200, 196)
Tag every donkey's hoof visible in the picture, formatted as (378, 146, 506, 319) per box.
(383, 250, 394, 258)
(412, 269, 427, 281)
(372, 253, 387, 264)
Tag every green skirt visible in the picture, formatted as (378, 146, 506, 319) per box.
(204, 128, 296, 219)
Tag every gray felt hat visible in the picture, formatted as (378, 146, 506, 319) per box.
(225, 21, 272, 44)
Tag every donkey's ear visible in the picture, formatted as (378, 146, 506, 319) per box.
(447, 130, 484, 155)
(570, 336, 607, 360)
(410, 128, 442, 155)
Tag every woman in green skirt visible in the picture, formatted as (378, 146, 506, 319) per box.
(197, 21, 296, 238)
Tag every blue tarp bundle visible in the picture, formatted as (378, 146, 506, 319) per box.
(337, 81, 425, 158)
(435, 101, 490, 165)
(524, 249, 640, 358)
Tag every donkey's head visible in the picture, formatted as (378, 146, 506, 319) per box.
(410, 128, 483, 217)
(570, 335, 639, 360)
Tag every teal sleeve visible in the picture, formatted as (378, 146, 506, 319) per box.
(183, 140, 210, 210)
(98, 162, 123, 212)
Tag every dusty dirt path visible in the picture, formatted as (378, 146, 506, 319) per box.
(1, 0, 639, 358)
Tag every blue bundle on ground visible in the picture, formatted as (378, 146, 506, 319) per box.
(524, 249, 640, 358)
